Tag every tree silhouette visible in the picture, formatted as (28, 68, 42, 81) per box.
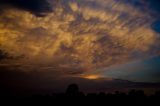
(66, 83, 79, 97)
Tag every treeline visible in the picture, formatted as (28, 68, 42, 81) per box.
(1, 84, 160, 105)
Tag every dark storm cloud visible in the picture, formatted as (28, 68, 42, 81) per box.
(0, 50, 9, 60)
(0, 0, 52, 16)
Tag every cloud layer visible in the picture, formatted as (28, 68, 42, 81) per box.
(0, 0, 160, 79)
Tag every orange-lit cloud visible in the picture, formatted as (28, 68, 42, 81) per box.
(0, 0, 160, 77)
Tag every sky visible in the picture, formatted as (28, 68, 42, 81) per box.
(0, 0, 160, 94)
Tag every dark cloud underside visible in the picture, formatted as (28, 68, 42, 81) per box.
(0, 49, 8, 60)
(0, 0, 52, 16)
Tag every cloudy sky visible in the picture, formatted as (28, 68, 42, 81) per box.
(0, 0, 160, 94)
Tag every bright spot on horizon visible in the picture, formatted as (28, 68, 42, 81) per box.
(83, 74, 101, 80)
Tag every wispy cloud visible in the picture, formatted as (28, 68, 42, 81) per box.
(0, 0, 160, 80)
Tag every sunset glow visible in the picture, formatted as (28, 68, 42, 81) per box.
(83, 75, 101, 80)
